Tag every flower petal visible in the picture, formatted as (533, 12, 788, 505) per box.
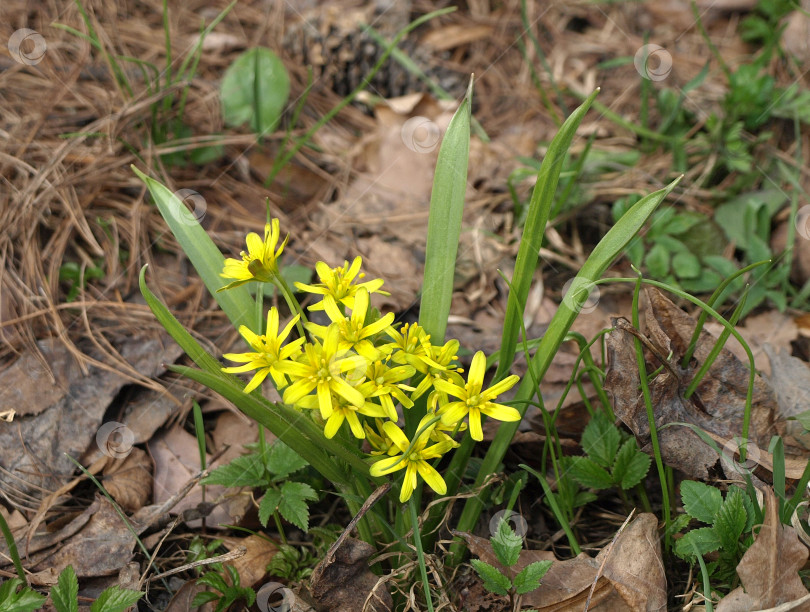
(469, 408, 483, 441)
(416, 461, 447, 495)
(369, 455, 405, 477)
(481, 402, 521, 422)
(381, 421, 410, 453)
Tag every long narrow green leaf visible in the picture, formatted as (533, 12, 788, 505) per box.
(495, 89, 599, 382)
(450, 175, 682, 561)
(132, 166, 257, 332)
(418, 78, 472, 343)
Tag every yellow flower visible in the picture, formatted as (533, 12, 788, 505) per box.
(364, 419, 400, 456)
(433, 351, 521, 441)
(297, 392, 388, 439)
(369, 416, 454, 502)
(357, 359, 415, 420)
(219, 220, 287, 291)
(221, 308, 303, 393)
(306, 287, 395, 362)
(409, 339, 464, 401)
(276, 323, 366, 419)
(295, 256, 388, 312)
(382, 322, 433, 371)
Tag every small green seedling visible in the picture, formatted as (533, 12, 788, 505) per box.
(0, 578, 46, 612)
(51, 565, 143, 612)
(675, 481, 756, 589)
(192, 562, 255, 612)
(201, 439, 318, 535)
(568, 411, 651, 493)
(469, 518, 552, 612)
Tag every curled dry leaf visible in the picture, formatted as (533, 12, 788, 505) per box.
(102, 447, 152, 513)
(605, 288, 774, 480)
(717, 489, 810, 611)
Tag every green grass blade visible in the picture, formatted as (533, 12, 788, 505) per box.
(449, 176, 682, 563)
(494, 89, 599, 382)
(132, 166, 257, 332)
(418, 77, 472, 344)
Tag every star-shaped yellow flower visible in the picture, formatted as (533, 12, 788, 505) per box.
(295, 256, 388, 312)
(433, 351, 521, 441)
(221, 308, 303, 393)
(219, 219, 287, 291)
(369, 416, 454, 502)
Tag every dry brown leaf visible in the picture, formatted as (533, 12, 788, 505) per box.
(102, 447, 152, 513)
(717, 489, 810, 611)
(605, 288, 774, 480)
(765, 345, 810, 450)
(222, 534, 279, 589)
(309, 537, 392, 612)
(419, 24, 494, 51)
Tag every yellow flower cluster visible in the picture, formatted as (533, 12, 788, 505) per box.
(220, 225, 521, 502)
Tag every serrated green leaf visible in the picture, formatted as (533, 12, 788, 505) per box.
(674, 527, 721, 561)
(666, 513, 693, 537)
(581, 412, 620, 468)
(0, 580, 46, 612)
(197, 571, 229, 592)
(491, 518, 523, 568)
(221, 47, 290, 134)
(569, 457, 613, 490)
(681, 480, 722, 524)
(470, 559, 511, 596)
(715, 488, 747, 551)
(51, 566, 78, 612)
(612, 439, 651, 490)
(191, 591, 220, 607)
(89, 586, 143, 612)
(513, 560, 553, 595)
(258, 489, 282, 528)
(201, 453, 267, 488)
(278, 481, 318, 532)
(265, 441, 308, 480)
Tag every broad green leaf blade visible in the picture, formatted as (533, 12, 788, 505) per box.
(469, 559, 511, 596)
(139, 265, 223, 375)
(221, 47, 290, 135)
(714, 487, 747, 551)
(569, 457, 613, 490)
(132, 166, 257, 332)
(681, 480, 723, 524)
(674, 526, 721, 561)
(513, 560, 553, 595)
(278, 481, 318, 531)
(419, 77, 472, 343)
(258, 489, 282, 528)
(265, 440, 308, 480)
(0, 580, 47, 612)
(51, 566, 78, 612)
(201, 454, 267, 488)
(612, 439, 651, 490)
(454, 175, 682, 548)
(495, 89, 600, 381)
(581, 411, 620, 468)
(491, 518, 523, 568)
(89, 587, 144, 612)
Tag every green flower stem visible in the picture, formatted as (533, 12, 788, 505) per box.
(271, 272, 308, 338)
(630, 274, 671, 550)
(0, 507, 26, 582)
(409, 498, 435, 612)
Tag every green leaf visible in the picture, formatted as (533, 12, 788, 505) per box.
(191, 591, 221, 607)
(265, 440, 308, 480)
(469, 559, 511, 596)
(513, 560, 553, 595)
(581, 412, 620, 468)
(221, 47, 290, 134)
(645, 242, 670, 278)
(278, 481, 318, 532)
(0, 580, 46, 612)
(568, 457, 613, 490)
(666, 513, 693, 537)
(89, 586, 143, 612)
(714, 488, 747, 551)
(419, 78, 472, 343)
(672, 251, 701, 279)
(612, 439, 651, 490)
(258, 489, 282, 528)
(681, 480, 723, 524)
(201, 453, 267, 488)
(51, 566, 78, 612)
(663, 212, 701, 235)
(491, 518, 523, 568)
(674, 526, 721, 561)
(494, 88, 600, 381)
(133, 168, 257, 333)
